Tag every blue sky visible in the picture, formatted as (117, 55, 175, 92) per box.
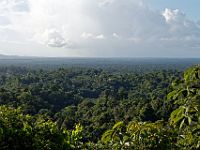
(0, 0, 200, 57)
(149, 0, 200, 21)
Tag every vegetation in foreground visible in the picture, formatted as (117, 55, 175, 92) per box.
(0, 65, 199, 149)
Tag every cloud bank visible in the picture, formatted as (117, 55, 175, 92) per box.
(0, 0, 200, 57)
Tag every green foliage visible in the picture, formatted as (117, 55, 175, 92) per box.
(101, 65, 200, 150)
(167, 65, 200, 149)
(101, 121, 125, 144)
(0, 106, 34, 149)
(0, 65, 199, 149)
(0, 105, 84, 150)
(102, 121, 176, 150)
(62, 123, 83, 149)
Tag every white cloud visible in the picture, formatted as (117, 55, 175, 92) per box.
(0, 0, 200, 57)
(113, 33, 120, 39)
(162, 8, 185, 23)
(98, 0, 114, 8)
(81, 32, 93, 39)
(96, 34, 105, 39)
(0, 16, 10, 26)
(39, 29, 68, 47)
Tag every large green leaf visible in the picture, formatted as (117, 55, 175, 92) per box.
(170, 106, 185, 127)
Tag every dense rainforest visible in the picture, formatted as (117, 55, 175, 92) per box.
(0, 61, 199, 149)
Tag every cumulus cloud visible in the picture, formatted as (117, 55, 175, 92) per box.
(162, 8, 200, 43)
(162, 8, 185, 23)
(39, 29, 68, 47)
(96, 34, 105, 39)
(0, 0, 200, 57)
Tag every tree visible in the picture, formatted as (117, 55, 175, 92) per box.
(167, 65, 200, 149)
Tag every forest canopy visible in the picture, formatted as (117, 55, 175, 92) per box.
(0, 63, 199, 149)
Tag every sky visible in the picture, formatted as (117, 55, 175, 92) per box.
(0, 0, 200, 57)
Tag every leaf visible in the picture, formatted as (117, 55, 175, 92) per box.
(179, 118, 185, 129)
(101, 130, 114, 143)
(198, 69, 200, 79)
(127, 121, 140, 133)
(170, 106, 185, 126)
(187, 116, 192, 125)
(113, 121, 124, 130)
(184, 67, 195, 82)
(167, 90, 178, 100)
